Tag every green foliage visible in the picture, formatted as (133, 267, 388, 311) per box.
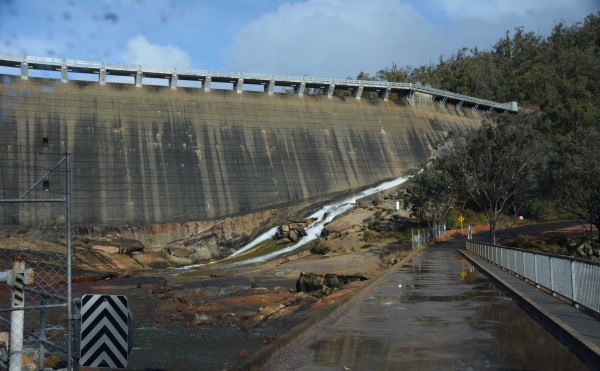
(549, 128, 600, 240)
(363, 12, 600, 135)
(310, 241, 330, 255)
(507, 235, 569, 255)
(402, 167, 456, 228)
(436, 113, 548, 243)
(520, 199, 555, 221)
(363, 12, 600, 241)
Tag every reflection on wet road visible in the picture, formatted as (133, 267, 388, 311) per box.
(302, 246, 586, 370)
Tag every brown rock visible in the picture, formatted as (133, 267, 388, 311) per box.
(44, 354, 61, 369)
(239, 349, 249, 358)
(216, 312, 240, 326)
(92, 245, 120, 254)
(240, 314, 265, 332)
(167, 245, 195, 258)
(289, 229, 299, 242)
(194, 314, 216, 326)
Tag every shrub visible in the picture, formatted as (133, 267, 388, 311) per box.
(310, 243, 330, 255)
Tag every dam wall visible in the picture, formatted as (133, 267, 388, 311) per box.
(0, 75, 484, 225)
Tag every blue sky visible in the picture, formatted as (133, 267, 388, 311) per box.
(0, 0, 598, 79)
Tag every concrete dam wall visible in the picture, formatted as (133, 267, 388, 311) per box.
(0, 75, 483, 225)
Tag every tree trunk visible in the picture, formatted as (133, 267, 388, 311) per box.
(488, 214, 497, 245)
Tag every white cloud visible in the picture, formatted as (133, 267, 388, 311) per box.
(226, 0, 448, 78)
(436, 0, 596, 22)
(122, 34, 192, 68)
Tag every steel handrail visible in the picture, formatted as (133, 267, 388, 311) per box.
(0, 51, 516, 111)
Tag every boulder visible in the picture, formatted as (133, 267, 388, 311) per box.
(194, 314, 216, 326)
(166, 245, 195, 258)
(289, 229, 299, 242)
(92, 245, 120, 254)
(296, 272, 323, 293)
(216, 312, 240, 326)
(296, 272, 368, 296)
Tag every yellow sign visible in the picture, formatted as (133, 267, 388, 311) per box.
(458, 214, 465, 224)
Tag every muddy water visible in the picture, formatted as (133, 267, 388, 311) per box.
(289, 245, 587, 370)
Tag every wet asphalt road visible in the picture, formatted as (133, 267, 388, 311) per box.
(269, 238, 587, 370)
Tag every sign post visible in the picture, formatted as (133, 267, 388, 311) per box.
(458, 214, 465, 230)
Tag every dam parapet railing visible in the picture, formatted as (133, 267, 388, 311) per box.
(0, 51, 517, 113)
(466, 240, 600, 318)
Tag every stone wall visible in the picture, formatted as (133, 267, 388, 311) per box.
(0, 76, 483, 225)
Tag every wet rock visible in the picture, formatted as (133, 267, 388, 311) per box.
(296, 272, 368, 296)
(216, 313, 240, 326)
(275, 218, 316, 244)
(194, 314, 216, 326)
(296, 272, 323, 293)
(289, 229, 299, 242)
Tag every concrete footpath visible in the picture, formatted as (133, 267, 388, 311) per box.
(459, 248, 600, 370)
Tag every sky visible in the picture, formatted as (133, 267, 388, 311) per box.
(0, 0, 598, 79)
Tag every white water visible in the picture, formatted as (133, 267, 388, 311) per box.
(230, 175, 410, 265)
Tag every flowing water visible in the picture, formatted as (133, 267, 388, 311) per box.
(229, 175, 410, 263)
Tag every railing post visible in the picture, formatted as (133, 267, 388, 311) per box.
(571, 260, 577, 307)
(550, 257, 555, 293)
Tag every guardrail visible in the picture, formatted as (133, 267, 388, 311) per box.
(0, 51, 517, 111)
(466, 240, 600, 316)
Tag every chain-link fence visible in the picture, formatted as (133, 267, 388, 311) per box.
(0, 152, 73, 370)
(411, 223, 447, 249)
(0, 248, 69, 370)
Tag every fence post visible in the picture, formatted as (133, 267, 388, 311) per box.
(571, 260, 577, 307)
(38, 296, 47, 370)
(9, 257, 25, 371)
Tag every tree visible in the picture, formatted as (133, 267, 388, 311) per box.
(402, 167, 455, 229)
(437, 113, 547, 244)
(550, 128, 600, 241)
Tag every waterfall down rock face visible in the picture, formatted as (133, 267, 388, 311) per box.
(0, 76, 483, 225)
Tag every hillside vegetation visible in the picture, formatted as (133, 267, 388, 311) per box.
(362, 12, 600, 246)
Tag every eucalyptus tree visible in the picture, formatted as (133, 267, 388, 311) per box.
(402, 167, 456, 229)
(437, 113, 547, 244)
(550, 127, 600, 241)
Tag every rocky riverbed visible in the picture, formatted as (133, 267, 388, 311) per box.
(0, 193, 417, 370)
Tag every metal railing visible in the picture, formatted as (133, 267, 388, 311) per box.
(0, 51, 517, 111)
(466, 240, 600, 316)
